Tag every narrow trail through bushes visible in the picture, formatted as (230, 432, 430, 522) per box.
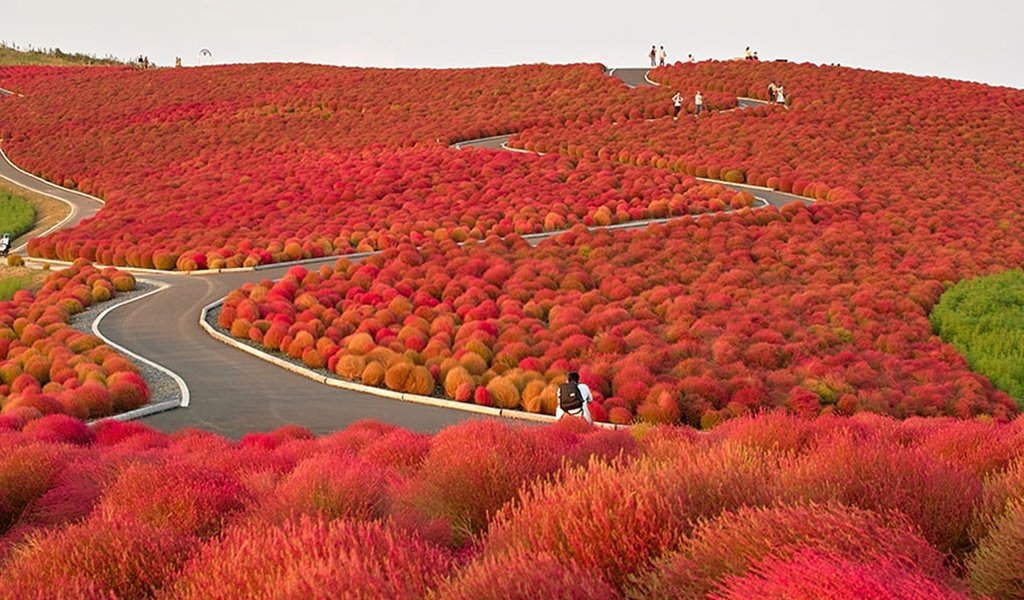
(0, 68, 813, 436)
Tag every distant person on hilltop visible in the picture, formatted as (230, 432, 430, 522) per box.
(672, 91, 684, 120)
(649, 45, 657, 67)
(658, 46, 667, 67)
(753, 51, 759, 61)
(557, 372, 593, 423)
(694, 90, 705, 116)
(175, 57, 182, 68)
(688, 53, 696, 63)
(745, 46, 753, 60)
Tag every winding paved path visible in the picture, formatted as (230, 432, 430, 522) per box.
(0, 68, 810, 437)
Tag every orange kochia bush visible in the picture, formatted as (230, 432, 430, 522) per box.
(0, 260, 149, 426)
(0, 413, 1021, 597)
(0, 63, 736, 270)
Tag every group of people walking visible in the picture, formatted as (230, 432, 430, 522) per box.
(767, 81, 786, 104)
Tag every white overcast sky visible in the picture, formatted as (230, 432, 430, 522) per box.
(2, 0, 1020, 88)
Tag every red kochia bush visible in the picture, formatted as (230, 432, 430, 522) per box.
(0, 516, 195, 599)
(95, 462, 250, 537)
(259, 453, 393, 523)
(776, 434, 980, 553)
(395, 420, 561, 546)
(483, 444, 776, 590)
(628, 502, 952, 599)
(168, 517, 452, 600)
(709, 549, 971, 600)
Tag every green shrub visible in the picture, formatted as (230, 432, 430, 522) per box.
(931, 269, 1024, 405)
(0, 190, 36, 239)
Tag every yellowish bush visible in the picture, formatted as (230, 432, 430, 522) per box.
(384, 362, 414, 392)
(487, 376, 521, 410)
(334, 354, 365, 380)
(444, 366, 474, 398)
(521, 380, 547, 413)
(361, 361, 385, 386)
(459, 352, 488, 376)
(405, 366, 435, 396)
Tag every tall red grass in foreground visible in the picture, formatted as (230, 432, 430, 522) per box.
(167, 517, 452, 600)
(0, 414, 1021, 596)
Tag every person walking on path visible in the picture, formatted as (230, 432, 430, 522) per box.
(658, 46, 667, 67)
(672, 91, 684, 120)
(776, 83, 786, 105)
(694, 90, 705, 116)
(649, 45, 657, 67)
(768, 81, 777, 104)
(557, 372, 593, 423)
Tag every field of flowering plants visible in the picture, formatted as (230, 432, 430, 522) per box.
(0, 412, 1022, 598)
(0, 63, 735, 269)
(0, 260, 149, 425)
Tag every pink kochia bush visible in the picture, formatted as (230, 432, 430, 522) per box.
(0, 413, 1021, 596)
(0, 260, 149, 425)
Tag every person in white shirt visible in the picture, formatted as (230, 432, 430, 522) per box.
(776, 84, 785, 105)
(688, 54, 696, 63)
(672, 91, 684, 120)
(658, 46, 667, 67)
(694, 90, 704, 116)
(556, 372, 593, 424)
(745, 46, 753, 60)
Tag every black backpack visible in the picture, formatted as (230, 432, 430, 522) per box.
(558, 382, 584, 412)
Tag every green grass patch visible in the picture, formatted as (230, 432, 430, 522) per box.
(0, 273, 33, 300)
(0, 190, 36, 238)
(931, 270, 1024, 406)
(0, 45, 124, 67)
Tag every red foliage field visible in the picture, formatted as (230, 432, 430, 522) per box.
(205, 60, 1024, 425)
(0, 261, 149, 425)
(0, 413, 1021, 598)
(0, 63, 737, 269)
(218, 218, 1017, 425)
